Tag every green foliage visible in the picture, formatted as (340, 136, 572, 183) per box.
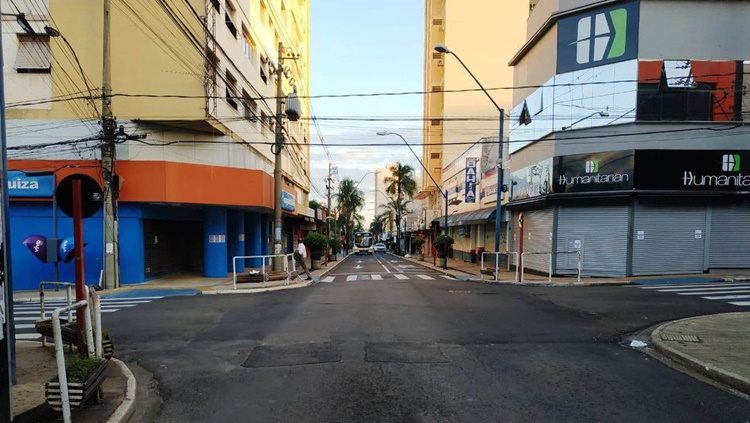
(65, 355, 105, 384)
(304, 232, 328, 260)
(433, 235, 454, 258)
(309, 199, 321, 210)
(328, 237, 341, 254)
(65, 320, 108, 338)
(411, 237, 425, 253)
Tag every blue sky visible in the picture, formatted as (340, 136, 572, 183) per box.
(309, 0, 425, 218)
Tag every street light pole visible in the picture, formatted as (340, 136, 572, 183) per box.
(376, 131, 448, 268)
(434, 44, 506, 253)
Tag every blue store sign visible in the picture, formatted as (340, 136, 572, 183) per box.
(465, 157, 477, 203)
(281, 191, 296, 212)
(8, 171, 55, 198)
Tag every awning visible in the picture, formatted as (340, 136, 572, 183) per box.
(431, 208, 497, 227)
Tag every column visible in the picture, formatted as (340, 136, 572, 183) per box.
(260, 214, 270, 256)
(245, 212, 262, 268)
(203, 207, 227, 278)
(227, 209, 245, 273)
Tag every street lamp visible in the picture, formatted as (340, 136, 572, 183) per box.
(434, 43, 506, 254)
(561, 108, 610, 131)
(376, 131, 449, 268)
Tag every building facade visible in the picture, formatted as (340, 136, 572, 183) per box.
(3, 0, 310, 290)
(507, 0, 750, 276)
(421, 0, 527, 260)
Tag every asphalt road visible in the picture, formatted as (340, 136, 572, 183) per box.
(107, 253, 750, 422)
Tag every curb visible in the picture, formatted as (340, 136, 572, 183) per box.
(650, 316, 750, 396)
(206, 281, 313, 295)
(106, 358, 136, 423)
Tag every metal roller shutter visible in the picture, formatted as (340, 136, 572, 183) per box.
(556, 206, 629, 277)
(144, 219, 203, 278)
(521, 208, 554, 273)
(632, 205, 706, 275)
(709, 204, 750, 269)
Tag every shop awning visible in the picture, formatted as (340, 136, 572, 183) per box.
(431, 208, 497, 227)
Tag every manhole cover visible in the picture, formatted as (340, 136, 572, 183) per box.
(242, 342, 342, 368)
(660, 334, 701, 343)
(365, 342, 449, 363)
(448, 290, 471, 294)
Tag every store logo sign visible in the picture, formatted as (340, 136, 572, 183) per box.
(722, 154, 740, 172)
(556, 1, 639, 74)
(574, 8, 628, 65)
(585, 160, 599, 174)
(281, 191, 296, 212)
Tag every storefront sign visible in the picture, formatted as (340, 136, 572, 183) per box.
(281, 191, 296, 212)
(510, 158, 553, 201)
(465, 158, 478, 203)
(556, 0, 640, 74)
(554, 151, 634, 193)
(635, 150, 750, 191)
(7, 171, 55, 197)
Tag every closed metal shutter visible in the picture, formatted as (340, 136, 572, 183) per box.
(632, 205, 706, 275)
(709, 204, 750, 269)
(520, 208, 554, 273)
(556, 206, 629, 277)
(144, 219, 203, 278)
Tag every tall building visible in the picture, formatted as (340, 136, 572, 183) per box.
(3, 0, 310, 289)
(421, 0, 527, 260)
(507, 0, 750, 276)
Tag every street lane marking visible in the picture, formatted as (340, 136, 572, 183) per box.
(382, 264, 391, 273)
(16, 333, 41, 340)
(658, 285, 750, 292)
(323, 276, 335, 283)
(440, 275, 456, 280)
(346, 275, 357, 282)
(636, 282, 748, 290)
(417, 275, 434, 280)
(701, 295, 750, 300)
(16, 324, 35, 329)
(677, 290, 750, 296)
(394, 274, 408, 280)
(371, 274, 383, 281)
(729, 301, 750, 306)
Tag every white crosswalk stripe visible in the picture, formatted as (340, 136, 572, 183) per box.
(12, 296, 162, 342)
(440, 275, 456, 280)
(371, 274, 383, 281)
(346, 275, 357, 282)
(322, 276, 335, 283)
(334, 274, 444, 282)
(394, 274, 409, 280)
(633, 282, 750, 308)
(416, 275, 434, 280)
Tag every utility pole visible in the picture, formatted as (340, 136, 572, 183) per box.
(101, 0, 119, 289)
(272, 42, 285, 271)
(326, 163, 333, 259)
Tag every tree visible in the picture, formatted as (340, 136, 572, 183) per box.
(309, 199, 321, 210)
(369, 212, 388, 240)
(384, 162, 417, 201)
(379, 195, 412, 255)
(335, 177, 364, 252)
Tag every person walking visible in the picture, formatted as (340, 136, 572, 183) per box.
(294, 238, 313, 280)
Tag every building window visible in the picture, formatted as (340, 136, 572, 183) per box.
(241, 27, 257, 64)
(207, 50, 219, 85)
(261, 111, 268, 136)
(225, 1, 237, 38)
(260, 67, 268, 84)
(14, 34, 51, 73)
(225, 71, 238, 110)
(430, 152, 440, 159)
(210, 0, 220, 11)
(431, 119, 441, 126)
(242, 89, 257, 121)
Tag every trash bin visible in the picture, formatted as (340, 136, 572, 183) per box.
(470, 249, 477, 263)
(477, 247, 485, 264)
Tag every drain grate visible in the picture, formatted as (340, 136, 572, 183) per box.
(660, 333, 701, 343)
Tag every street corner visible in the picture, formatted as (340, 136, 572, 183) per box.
(102, 288, 203, 299)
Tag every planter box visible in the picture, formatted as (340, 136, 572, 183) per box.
(45, 360, 108, 411)
(35, 319, 115, 359)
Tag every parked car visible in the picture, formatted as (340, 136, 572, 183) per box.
(373, 242, 386, 253)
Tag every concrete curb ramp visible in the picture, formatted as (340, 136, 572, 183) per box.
(651, 313, 750, 396)
(106, 358, 136, 423)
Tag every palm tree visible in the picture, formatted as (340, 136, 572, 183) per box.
(384, 162, 417, 202)
(369, 212, 388, 240)
(335, 177, 364, 252)
(379, 195, 412, 254)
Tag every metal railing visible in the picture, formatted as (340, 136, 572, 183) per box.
(231, 253, 296, 290)
(39, 282, 74, 347)
(520, 251, 582, 283)
(480, 252, 520, 282)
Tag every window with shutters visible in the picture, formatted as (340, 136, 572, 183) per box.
(431, 152, 440, 159)
(225, 1, 238, 38)
(226, 71, 238, 110)
(14, 35, 51, 73)
(431, 119, 441, 126)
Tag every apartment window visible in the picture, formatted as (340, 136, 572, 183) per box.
(14, 34, 51, 73)
(430, 152, 440, 159)
(225, 71, 238, 110)
(261, 111, 268, 136)
(260, 67, 268, 84)
(225, 1, 237, 38)
(241, 27, 258, 65)
(432, 18, 443, 25)
(432, 52, 441, 59)
(431, 119, 441, 126)
(242, 89, 258, 121)
(207, 50, 220, 85)
(210, 0, 219, 11)
(431, 85, 442, 92)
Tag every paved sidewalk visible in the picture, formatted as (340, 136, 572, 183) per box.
(651, 312, 750, 395)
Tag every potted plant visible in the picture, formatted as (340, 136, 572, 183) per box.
(412, 238, 425, 261)
(305, 231, 328, 270)
(433, 234, 455, 269)
(46, 355, 108, 411)
(328, 238, 341, 261)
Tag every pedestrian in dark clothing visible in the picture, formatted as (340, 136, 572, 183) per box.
(293, 239, 313, 280)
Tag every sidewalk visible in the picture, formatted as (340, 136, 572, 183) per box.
(650, 312, 750, 396)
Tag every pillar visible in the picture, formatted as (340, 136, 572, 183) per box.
(245, 212, 262, 268)
(227, 209, 245, 273)
(260, 214, 269, 256)
(203, 207, 227, 278)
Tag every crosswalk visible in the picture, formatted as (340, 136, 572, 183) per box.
(12, 296, 163, 341)
(632, 281, 750, 307)
(321, 274, 456, 283)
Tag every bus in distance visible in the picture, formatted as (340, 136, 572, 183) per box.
(353, 231, 374, 255)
